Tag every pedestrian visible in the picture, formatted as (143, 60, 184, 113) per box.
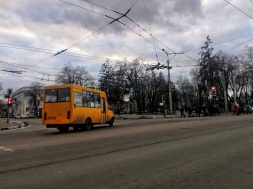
(180, 105, 185, 118)
(203, 105, 207, 116)
(215, 105, 220, 116)
(188, 106, 193, 117)
(233, 103, 238, 115)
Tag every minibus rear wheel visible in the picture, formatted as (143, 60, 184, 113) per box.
(84, 118, 93, 130)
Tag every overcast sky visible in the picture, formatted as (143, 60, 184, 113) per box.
(0, 0, 253, 92)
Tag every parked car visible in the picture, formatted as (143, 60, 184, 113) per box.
(244, 105, 252, 114)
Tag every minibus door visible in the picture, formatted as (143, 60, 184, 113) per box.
(101, 98, 106, 123)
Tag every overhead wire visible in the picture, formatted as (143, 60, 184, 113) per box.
(2, 0, 185, 85)
(5, 0, 251, 82)
(27, 0, 140, 70)
(21, 72, 56, 82)
(181, 36, 253, 66)
(77, 0, 176, 54)
(0, 43, 55, 53)
(124, 14, 176, 54)
(60, 0, 107, 17)
(73, 0, 252, 72)
(61, 0, 170, 54)
(0, 60, 57, 76)
(0, 42, 149, 77)
(0, 1, 203, 76)
(142, 0, 159, 63)
(183, 34, 253, 53)
(30, 23, 112, 67)
(0, 70, 54, 83)
(182, 54, 200, 64)
(23, 0, 118, 69)
(129, 0, 139, 10)
(78, 0, 253, 58)
(0, 59, 60, 73)
(2, 33, 253, 71)
(182, 1, 253, 62)
(225, 37, 253, 51)
(80, 0, 114, 12)
(0, 43, 123, 63)
(224, 0, 253, 20)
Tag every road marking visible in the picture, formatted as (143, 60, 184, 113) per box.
(0, 146, 14, 152)
(3, 149, 13, 151)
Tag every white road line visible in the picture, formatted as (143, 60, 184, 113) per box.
(0, 146, 14, 152)
(3, 149, 13, 151)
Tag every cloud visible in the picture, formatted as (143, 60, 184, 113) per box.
(0, 0, 253, 91)
(173, 0, 202, 16)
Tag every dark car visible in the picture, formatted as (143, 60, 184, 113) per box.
(244, 105, 252, 114)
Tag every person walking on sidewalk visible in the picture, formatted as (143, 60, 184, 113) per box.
(233, 102, 238, 115)
(180, 105, 185, 118)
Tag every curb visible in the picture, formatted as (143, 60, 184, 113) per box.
(115, 115, 175, 119)
(0, 121, 30, 131)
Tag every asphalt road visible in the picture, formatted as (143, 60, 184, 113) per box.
(0, 115, 253, 189)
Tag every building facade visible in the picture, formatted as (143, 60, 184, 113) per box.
(11, 83, 44, 118)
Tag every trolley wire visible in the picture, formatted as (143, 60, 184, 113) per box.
(62, 0, 175, 55)
(183, 34, 253, 53)
(0, 60, 57, 76)
(0, 43, 123, 63)
(225, 37, 253, 51)
(30, 23, 112, 67)
(76, 0, 176, 54)
(224, 0, 253, 20)
(143, 0, 159, 62)
(29, 0, 138, 68)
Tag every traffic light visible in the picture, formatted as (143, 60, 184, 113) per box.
(210, 86, 216, 101)
(211, 86, 215, 92)
(8, 97, 12, 105)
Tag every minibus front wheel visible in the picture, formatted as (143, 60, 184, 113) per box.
(109, 118, 114, 126)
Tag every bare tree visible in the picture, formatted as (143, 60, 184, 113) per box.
(176, 75, 195, 106)
(25, 82, 44, 117)
(56, 62, 96, 87)
(98, 58, 170, 113)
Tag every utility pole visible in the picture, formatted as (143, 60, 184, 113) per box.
(214, 55, 228, 111)
(221, 58, 228, 112)
(167, 59, 173, 114)
(162, 95, 166, 117)
(232, 57, 238, 104)
(146, 51, 182, 115)
(4, 88, 13, 124)
(222, 69, 228, 111)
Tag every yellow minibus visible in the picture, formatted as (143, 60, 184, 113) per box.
(42, 84, 114, 132)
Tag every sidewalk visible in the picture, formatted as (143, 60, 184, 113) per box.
(115, 113, 178, 119)
(0, 119, 29, 131)
(116, 111, 232, 119)
(0, 114, 174, 131)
